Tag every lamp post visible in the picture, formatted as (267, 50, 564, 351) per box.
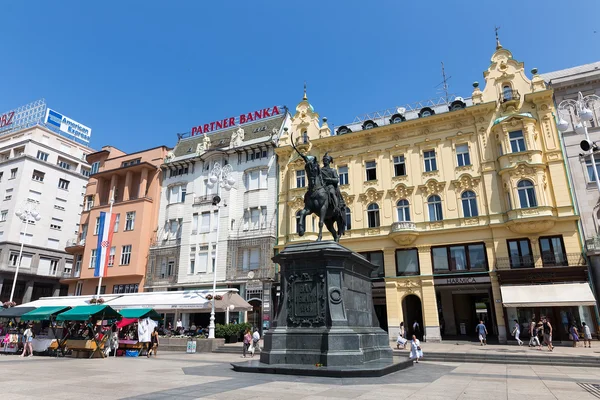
(557, 92, 600, 192)
(206, 161, 235, 339)
(9, 201, 41, 303)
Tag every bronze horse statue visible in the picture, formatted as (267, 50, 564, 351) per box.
(291, 132, 346, 242)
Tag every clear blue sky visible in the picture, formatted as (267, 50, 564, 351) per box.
(1, 1, 598, 152)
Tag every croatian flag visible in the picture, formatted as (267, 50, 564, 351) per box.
(94, 211, 117, 278)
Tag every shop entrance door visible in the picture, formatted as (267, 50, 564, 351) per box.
(402, 294, 423, 340)
(451, 293, 493, 341)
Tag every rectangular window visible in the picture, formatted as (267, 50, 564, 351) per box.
(248, 170, 260, 190)
(94, 217, 100, 235)
(9, 252, 20, 266)
(75, 282, 83, 296)
(50, 259, 58, 275)
(507, 239, 533, 268)
(509, 130, 526, 153)
(120, 245, 132, 265)
(81, 168, 91, 177)
(85, 195, 94, 211)
(200, 212, 210, 232)
(431, 243, 488, 273)
(121, 158, 141, 167)
(243, 248, 261, 270)
(125, 211, 135, 231)
(586, 158, 600, 182)
(36, 151, 49, 161)
(4, 188, 12, 201)
(89, 249, 97, 269)
(192, 213, 198, 233)
(189, 257, 195, 274)
(0, 210, 6, 222)
(108, 247, 116, 267)
(181, 187, 186, 203)
(250, 208, 260, 230)
(338, 166, 349, 185)
(90, 161, 100, 175)
(113, 214, 120, 232)
(539, 236, 567, 267)
(296, 170, 305, 188)
(393, 155, 406, 177)
(456, 144, 471, 167)
(359, 251, 384, 278)
(58, 179, 70, 190)
(57, 160, 72, 170)
(365, 161, 377, 181)
(395, 249, 420, 276)
(10, 168, 17, 179)
(424, 150, 437, 172)
(94, 286, 106, 295)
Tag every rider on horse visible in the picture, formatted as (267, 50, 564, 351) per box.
(320, 153, 346, 216)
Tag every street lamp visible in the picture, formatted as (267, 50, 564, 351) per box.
(9, 201, 41, 303)
(206, 161, 235, 339)
(557, 92, 600, 193)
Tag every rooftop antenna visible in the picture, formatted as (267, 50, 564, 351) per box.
(436, 62, 451, 104)
(495, 25, 502, 50)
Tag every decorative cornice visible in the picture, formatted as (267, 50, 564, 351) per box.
(358, 188, 384, 203)
(451, 174, 481, 192)
(418, 179, 446, 196)
(387, 184, 415, 200)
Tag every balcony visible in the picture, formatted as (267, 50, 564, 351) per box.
(500, 89, 521, 112)
(388, 221, 418, 246)
(145, 271, 178, 286)
(65, 238, 85, 254)
(506, 206, 556, 234)
(194, 195, 214, 205)
(585, 238, 600, 255)
(226, 265, 276, 282)
(150, 238, 181, 249)
(495, 253, 587, 269)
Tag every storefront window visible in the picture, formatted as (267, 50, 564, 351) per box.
(395, 249, 420, 276)
(432, 243, 488, 273)
(507, 239, 533, 268)
(359, 251, 385, 278)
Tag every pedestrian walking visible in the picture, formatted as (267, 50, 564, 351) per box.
(528, 319, 541, 348)
(512, 319, 523, 346)
(409, 335, 423, 363)
(542, 317, 553, 351)
(475, 320, 487, 346)
(412, 320, 421, 339)
(569, 322, 580, 348)
(251, 328, 261, 357)
(582, 322, 592, 348)
(242, 328, 252, 358)
(397, 322, 407, 349)
(20, 324, 34, 357)
(148, 327, 159, 357)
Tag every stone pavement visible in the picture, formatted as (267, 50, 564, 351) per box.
(2, 351, 600, 399)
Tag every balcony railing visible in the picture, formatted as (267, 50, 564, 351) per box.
(150, 238, 181, 248)
(194, 195, 213, 205)
(391, 221, 417, 232)
(586, 238, 600, 252)
(226, 265, 276, 281)
(66, 237, 85, 248)
(500, 89, 520, 103)
(495, 253, 586, 269)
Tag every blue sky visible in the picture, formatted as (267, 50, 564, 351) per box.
(1, 1, 598, 152)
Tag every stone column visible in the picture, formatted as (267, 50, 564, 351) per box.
(490, 272, 507, 343)
(109, 175, 119, 202)
(22, 280, 34, 304)
(421, 278, 441, 342)
(123, 171, 132, 201)
(139, 168, 149, 198)
(0, 277, 4, 299)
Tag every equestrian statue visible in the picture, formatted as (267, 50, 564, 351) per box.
(291, 132, 346, 242)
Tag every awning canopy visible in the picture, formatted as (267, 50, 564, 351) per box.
(56, 305, 121, 321)
(118, 308, 162, 320)
(501, 283, 597, 308)
(0, 307, 36, 318)
(105, 290, 252, 312)
(21, 306, 71, 321)
(19, 295, 122, 308)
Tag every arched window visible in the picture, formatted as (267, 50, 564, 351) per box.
(302, 131, 309, 144)
(396, 199, 410, 222)
(517, 180, 537, 208)
(461, 191, 478, 217)
(367, 203, 380, 228)
(345, 208, 352, 230)
(427, 195, 443, 222)
(503, 85, 512, 101)
(295, 210, 302, 233)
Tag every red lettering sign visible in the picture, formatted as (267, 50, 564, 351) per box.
(0, 111, 15, 129)
(190, 106, 281, 136)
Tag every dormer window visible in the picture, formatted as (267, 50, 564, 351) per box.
(419, 107, 435, 118)
(390, 114, 405, 124)
(362, 120, 378, 130)
(337, 126, 351, 135)
(449, 99, 466, 111)
(302, 131, 309, 144)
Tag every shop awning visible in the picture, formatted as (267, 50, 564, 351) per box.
(56, 305, 122, 321)
(501, 283, 597, 308)
(118, 308, 162, 320)
(0, 306, 36, 318)
(19, 295, 122, 308)
(105, 290, 252, 312)
(20, 306, 71, 321)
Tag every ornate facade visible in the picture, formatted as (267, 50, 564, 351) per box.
(276, 43, 590, 343)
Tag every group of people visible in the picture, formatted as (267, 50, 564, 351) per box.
(242, 327, 261, 358)
(396, 321, 424, 363)
(511, 318, 592, 350)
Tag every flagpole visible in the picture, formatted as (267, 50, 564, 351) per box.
(96, 198, 114, 299)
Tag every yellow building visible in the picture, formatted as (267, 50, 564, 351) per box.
(275, 42, 596, 344)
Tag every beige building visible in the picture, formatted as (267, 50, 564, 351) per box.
(275, 41, 592, 343)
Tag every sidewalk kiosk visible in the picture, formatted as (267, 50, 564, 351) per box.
(20, 306, 71, 356)
(0, 307, 36, 354)
(114, 308, 162, 356)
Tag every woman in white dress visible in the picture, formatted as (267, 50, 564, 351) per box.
(409, 335, 423, 363)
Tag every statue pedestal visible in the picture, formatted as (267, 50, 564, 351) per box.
(232, 241, 409, 377)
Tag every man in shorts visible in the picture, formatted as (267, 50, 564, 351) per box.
(476, 320, 487, 346)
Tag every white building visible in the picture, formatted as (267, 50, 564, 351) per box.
(146, 108, 289, 332)
(0, 122, 93, 304)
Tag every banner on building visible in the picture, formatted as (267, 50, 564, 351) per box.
(45, 108, 92, 143)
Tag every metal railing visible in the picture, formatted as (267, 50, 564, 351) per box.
(391, 221, 417, 232)
(66, 237, 85, 247)
(500, 89, 520, 103)
(495, 253, 586, 269)
(150, 238, 181, 248)
(586, 238, 600, 252)
(194, 195, 213, 205)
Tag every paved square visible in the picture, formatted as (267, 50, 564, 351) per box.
(2, 352, 600, 399)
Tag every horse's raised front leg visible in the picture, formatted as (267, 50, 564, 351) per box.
(298, 208, 310, 236)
